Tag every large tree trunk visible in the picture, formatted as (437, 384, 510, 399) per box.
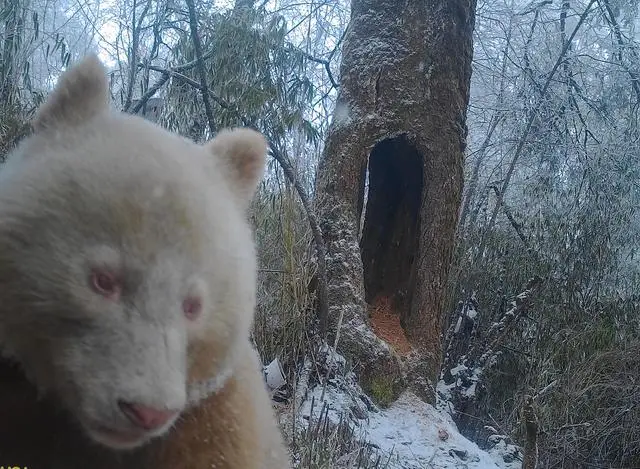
(315, 0, 476, 402)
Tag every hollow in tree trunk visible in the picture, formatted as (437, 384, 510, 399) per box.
(314, 0, 476, 403)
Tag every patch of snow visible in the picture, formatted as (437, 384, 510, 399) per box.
(485, 437, 522, 469)
(463, 381, 477, 398)
(450, 364, 469, 376)
(439, 365, 483, 400)
(333, 102, 352, 127)
(317, 341, 348, 376)
(454, 316, 463, 333)
(300, 383, 522, 469)
(436, 378, 455, 404)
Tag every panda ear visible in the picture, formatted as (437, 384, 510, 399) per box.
(32, 54, 110, 133)
(204, 128, 267, 207)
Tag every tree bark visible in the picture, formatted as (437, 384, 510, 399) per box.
(314, 0, 477, 401)
(521, 395, 539, 469)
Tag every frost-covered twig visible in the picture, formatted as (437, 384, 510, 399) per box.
(441, 277, 543, 423)
(184, 0, 217, 136)
(477, 275, 543, 367)
(533, 379, 557, 400)
(478, 0, 598, 255)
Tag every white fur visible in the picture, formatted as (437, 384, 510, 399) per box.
(0, 55, 267, 451)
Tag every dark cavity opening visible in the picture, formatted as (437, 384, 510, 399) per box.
(360, 135, 423, 322)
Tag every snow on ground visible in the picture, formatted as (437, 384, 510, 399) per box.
(299, 378, 522, 469)
(436, 364, 484, 401)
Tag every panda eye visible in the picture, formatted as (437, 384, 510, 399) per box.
(90, 269, 121, 300)
(182, 296, 202, 320)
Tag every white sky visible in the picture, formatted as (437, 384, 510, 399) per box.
(94, 0, 237, 68)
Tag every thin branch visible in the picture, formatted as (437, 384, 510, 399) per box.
(598, 0, 640, 104)
(328, 27, 347, 63)
(172, 48, 218, 72)
(129, 71, 170, 114)
(131, 63, 237, 115)
(123, 0, 139, 111)
(478, 275, 543, 365)
(459, 113, 504, 231)
(133, 45, 218, 86)
(184, 0, 216, 136)
(489, 185, 531, 251)
(298, 49, 339, 89)
(124, 0, 152, 112)
(478, 0, 597, 255)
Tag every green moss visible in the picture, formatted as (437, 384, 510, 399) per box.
(367, 374, 397, 408)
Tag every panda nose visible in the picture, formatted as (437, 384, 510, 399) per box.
(118, 400, 179, 430)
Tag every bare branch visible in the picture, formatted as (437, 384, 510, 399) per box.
(298, 49, 339, 89)
(598, 0, 640, 104)
(129, 71, 170, 114)
(123, 0, 152, 112)
(478, 0, 597, 255)
(488, 185, 531, 251)
(184, 0, 217, 136)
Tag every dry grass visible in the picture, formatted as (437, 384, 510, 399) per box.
(249, 184, 404, 468)
(537, 342, 640, 468)
(292, 398, 391, 469)
(251, 184, 316, 382)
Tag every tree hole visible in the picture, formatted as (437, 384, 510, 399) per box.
(359, 135, 423, 353)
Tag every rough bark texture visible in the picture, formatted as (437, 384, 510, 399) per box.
(521, 395, 539, 469)
(315, 0, 476, 402)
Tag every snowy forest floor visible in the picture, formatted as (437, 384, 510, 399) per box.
(275, 346, 523, 469)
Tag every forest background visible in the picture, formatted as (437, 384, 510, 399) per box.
(1, 0, 639, 467)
